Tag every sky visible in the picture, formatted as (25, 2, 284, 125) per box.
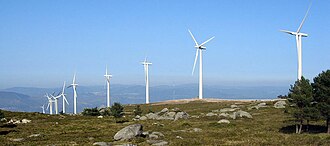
(0, 0, 329, 89)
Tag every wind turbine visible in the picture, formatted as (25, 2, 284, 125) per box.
(51, 93, 61, 114)
(60, 81, 69, 113)
(104, 66, 112, 107)
(141, 58, 152, 104)
(280, 3, 312, 80)
(41, 105, 45, 114)
(68, 73, 78, 114)
(188, 29, 215, 99)
(45, 93, 54, 115)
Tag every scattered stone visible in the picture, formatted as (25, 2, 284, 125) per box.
(206, 112, 217, 117)
(220, 108, 239, 113)
(274, 101, 286, 109)
(230, 105, 238, 108)
(139, 116, 147, 120)
(1, 118, 7, 122)
(174, 111, 189, 121)
(258, 103, 267, 107)
(211, 109, 219, 113)
(219, 113, 230, 118)
(147, 140, 169, 146)
(117, 144, 136, 146)
(217, 119, 230, 124)
(191, 115, 200, 118)
(146, 113, 158, 120)
(171, 108, 181, 112)
(93, 142, 112, 146)
(21, 119, 31, 124)
(114, 124, 143, 141)
(97, 116, 104, 119)
(9, 138, 24, 142)
(192, 128, 202, 132)
(88, 137, 95, 141)
(151, 132, 164, 137)
(160, 108, 169, 113)
(28, 134, 41, 138)
(142, 131, 149, 136)
(235, 111, 252, 119)
(149, 134, 159, 139)
(176, 136, 183, 139)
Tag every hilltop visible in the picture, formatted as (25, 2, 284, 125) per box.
(1, 99, 329, 145)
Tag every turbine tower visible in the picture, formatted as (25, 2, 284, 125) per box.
(141, 58, 152, 104)
(60, 81, 69, 113)
(188, 29, 215, 99)
(45, 93, 54, 115)
(69, 73, 78, 114)
(51, 94, 60, 114)
(104, 66, 112, 107)
(280, 3, 312, 80)
(41, 105, 45, 114)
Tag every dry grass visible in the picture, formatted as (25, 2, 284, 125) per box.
(1, 99, 330, 145)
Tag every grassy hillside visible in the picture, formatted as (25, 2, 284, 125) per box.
(1, 99, 330, 145)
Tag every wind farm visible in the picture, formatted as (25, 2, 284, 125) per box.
(1, 0, 330, 145)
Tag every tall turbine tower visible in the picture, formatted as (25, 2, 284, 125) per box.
(45, 93, 54, 115)
(41, 105, 45, 114)
(188, 29, 215, 99)
(104, 66, 112, 107)
(141, 58, 152, 104)
(69, 73, 78, 114)
(60, 81, 69, 113)
(280, 3, 312, 80)
(51, 94, 60, 114)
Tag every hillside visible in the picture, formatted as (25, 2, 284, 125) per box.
(1, 99, 329, 145)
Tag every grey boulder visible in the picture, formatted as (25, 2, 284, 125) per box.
(114, 124, 143, 141)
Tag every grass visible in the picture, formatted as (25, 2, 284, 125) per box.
(1, 100, 330, 145)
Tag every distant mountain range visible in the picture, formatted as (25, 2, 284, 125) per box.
(0, 84, 289, 113)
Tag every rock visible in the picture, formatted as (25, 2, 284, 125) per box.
(9, 138, 24, 142)
(147, 140, 169, 146)
(274, 101, 286, 108)
(113, 124, 143, 141)
(1, 118, 7, 122)
(88, 137, 95, 140)
(192, 128, 202, 132)
(151, 131, 164, 137)
(220, 108, 238, 113)
(171, 108, 181, 112)
(206, 112, 217, 117)
(211, 109, 219, 113)
(135, 115, 140, 119)
(142, 131, 149, 136)
(219, 113, 230, 118)
(191, 115, 200, 118)
(230, 105, 238, 108)
(149, 134, 159, 139)
(174, 112, 189, 121)
(160, 108, 169, 113)
(146, 113, 158, 120)
(229, 113, 236, 120)
(21, 119, 31, 124)
(28, 134, 41, 138)
(176, 136, 183, 139)
(217, 119, 230, 124)
(117, 144, 136, 146)
(157, 112, 176, 120)
(139, 116, 147, 120)
(235, 111, 252, 119)
(93, 142, 112, 146)
(98, 116, 104, 119)
(258, 103, 267, 107)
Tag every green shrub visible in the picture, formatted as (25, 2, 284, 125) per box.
(0, 110, 4, 119)
(99, 107, 111, 116)
(110, 102, 124, 118)
(82, 107, 100, 116)
(133, 105, 143, 116)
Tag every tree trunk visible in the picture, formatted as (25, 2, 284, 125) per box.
(306, 120, 309, 132)
(327, 118, 330, 134)
(298, 120, 303, 134)
(296, 124, 299, 134)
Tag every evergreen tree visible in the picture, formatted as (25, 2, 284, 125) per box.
(288, 76, 315, 134)
(312, 70, 330, 134)
(133, 105, 143, 116)
(110, 102, 124, 118)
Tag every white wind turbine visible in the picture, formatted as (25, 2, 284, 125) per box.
(280, 3, 312, 80)
(45, 93, 54, 115)
(104, 66, 112, 107)
(60, 81, 69, 113)
(188, 29, 215, 99)
(141, 58, 152, 104)
(41, 105, 45, 114)
(51, 93, 60, 114)
(68, 73, 78, 114)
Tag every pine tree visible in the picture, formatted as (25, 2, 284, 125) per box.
(312, 70, 330, 134)
(288, 76, 315, 134)
(110, 102, 124, 118)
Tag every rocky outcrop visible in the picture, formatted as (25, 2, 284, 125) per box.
(274, 101, 286, 108)
(134, 108, 189, 121)
(114, 124, 143, 141)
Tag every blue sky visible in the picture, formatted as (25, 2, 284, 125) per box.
(0, 0, 329, 89)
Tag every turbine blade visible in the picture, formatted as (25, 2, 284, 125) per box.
(73, 73, 76, 84)
(297, 2, 312, 33)
(62, 81, 66, 93)
(188, 29, 199, 46)
(46, 103, 50, 110)
(199, 36, 215, 47)
(192, 49, 199, 75)
(280, 30, 295, 35)
(64, 95, 69, 105)
(67, 85, 73, 88)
